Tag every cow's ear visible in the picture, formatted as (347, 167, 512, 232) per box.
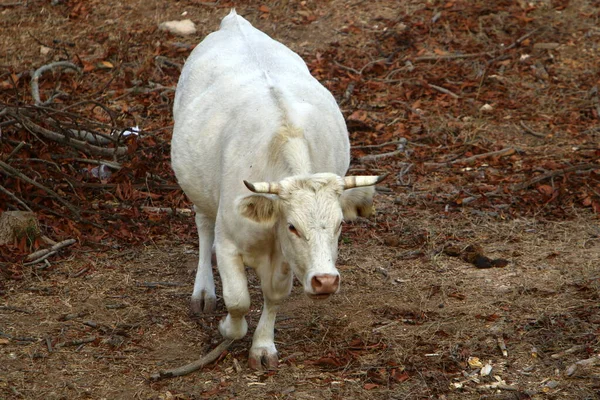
(340, 186, 375, 221)
(238, 194, 279, 225)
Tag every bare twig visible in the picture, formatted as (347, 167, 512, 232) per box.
(71, 266, 90, 278)
(425, 147, 516, 168)
(74, 158, 122, 169)
(0, 183, 32, 211)
(513, 164, 600, 191)
(519, 121, 546, 138)
(5, 141, 27, 161)
(359, 138, 408, 162)
(0, 1, 26, 7)
(413, 27, 545, 64)
(31, 61, 81, 106)
(137, 281, 187, 288)
(414, 51, 490, 62)
(0, 332, 38, 342)
(0, 305, 32, 314)
(428, 83, 460, 99)
(352, 140, 407, 150)
(25, 238, 76, 261)
(0, 160, 81, 217)
(150, 339, 234, 380)
(359, 149, 404, 162)
(505, 26, 545, 51)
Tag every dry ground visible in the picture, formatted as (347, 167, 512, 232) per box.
(1, 0, 600, 399)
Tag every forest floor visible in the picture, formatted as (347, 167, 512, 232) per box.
(1, 0, 599, 399)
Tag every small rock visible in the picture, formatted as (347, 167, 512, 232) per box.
(158, 19, 197, 36)
(480, 104, 494, 112)
(480, 363, 493, 376)
(40, 46, 52, 56)
(544, 380, 559, 389)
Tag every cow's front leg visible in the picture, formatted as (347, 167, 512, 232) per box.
(250, 261, 293, 370)
(216, 241, 250, 340)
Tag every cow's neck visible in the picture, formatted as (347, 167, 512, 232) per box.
(268, 124, 312, 176)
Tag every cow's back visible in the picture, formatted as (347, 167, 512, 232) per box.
(171, 10, 349, 217)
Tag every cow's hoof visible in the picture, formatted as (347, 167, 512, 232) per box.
(190, 293, 217, 315)
(218, 315, 248, 340)
(249, 346, 278, 370)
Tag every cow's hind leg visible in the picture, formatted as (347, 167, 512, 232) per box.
(249, 260, 293, 370)
(190, 211, 217, 315)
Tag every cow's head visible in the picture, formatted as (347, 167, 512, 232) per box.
(238, 173, 385, 299)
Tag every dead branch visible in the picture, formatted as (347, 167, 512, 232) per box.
(425, 147, 516, 169)
(31, 61, 81, 106)
(551, 344, 586, 359)
(55, 336, 97, 348)
(359, 138, 407, 162)
(69, 129, 115, 145)
(13, 112, 128, 157)
(0, 183, 32, 211)
(150, 339, 234, 380)
(141, 206, 193, 216)
(25, 238, 76, 261)
(23, 251, 57, 266)
(513, 164, 600, 191)
(0, 160, 81, 217)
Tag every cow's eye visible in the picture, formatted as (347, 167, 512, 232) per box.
(288, 224, 300, 236)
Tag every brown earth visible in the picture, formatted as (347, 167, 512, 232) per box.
(1, 0, 599, 399)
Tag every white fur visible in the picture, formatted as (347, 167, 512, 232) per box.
(171, 10, 376, 369)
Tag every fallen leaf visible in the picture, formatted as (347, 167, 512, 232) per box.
(364, 383, 378, 390)
(97, 61, 114, 69)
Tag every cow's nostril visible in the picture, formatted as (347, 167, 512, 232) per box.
(311, 274, 340, 294)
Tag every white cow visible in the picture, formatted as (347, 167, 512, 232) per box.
(171, 10, 384, 370)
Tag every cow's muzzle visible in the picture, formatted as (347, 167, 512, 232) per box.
(309, 274, 339, 297)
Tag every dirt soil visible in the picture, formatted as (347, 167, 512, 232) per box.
(1, 0, 600, 399)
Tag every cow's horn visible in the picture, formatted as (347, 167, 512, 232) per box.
(243, 180, 280, 194)
(343, 173, 388, 189)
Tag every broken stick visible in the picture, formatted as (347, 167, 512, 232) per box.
(25, 238, 76, 261)
(150, 339, 234, 380)
(31, 61, 81, 106)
